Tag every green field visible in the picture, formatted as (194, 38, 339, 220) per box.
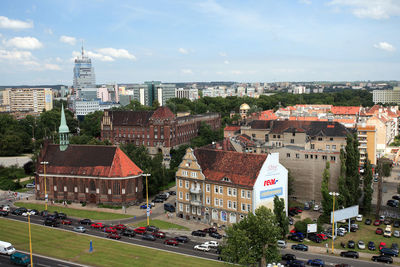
(0, 218, 225, 267)
(129, 219, 189, 231)
(14, 202, 132, 221)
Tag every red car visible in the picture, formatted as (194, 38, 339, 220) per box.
(114, 224, 127, 231)
(105, 226, 117, 233)
(91, 222, 105, 229)
(290, 229, 297, 234)
(107, 233, 121, 240)
(164, 239, 179, 246)
(134, 227, 147, 234)
(317, 233, 328, 240)
(295, 207, 303, 213)
(61, 219, 72, 225)
(376, 228, 383, 235)
(153, 231, 166, 239)
(379, 242, 386, 250)
(374, 219, 381, 226)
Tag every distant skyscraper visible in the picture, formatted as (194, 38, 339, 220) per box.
(127, 81, 176, 106)
(73, 45, 96, 91)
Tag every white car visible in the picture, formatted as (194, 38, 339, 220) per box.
(313, 205, 320, 211)
(194, 244, 210, 252)
(203, 241, 219, 248)
(73, 226, 86, 233)
(394, 230, 400, 238)
(358, 240, 365, 249)
(356, 214, 363, 222)
(338, 227, 347, 233)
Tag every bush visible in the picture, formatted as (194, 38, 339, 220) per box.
(97, 203, 122, 209)
(66, 200, 72, 205)
(81, 202, 86, 207)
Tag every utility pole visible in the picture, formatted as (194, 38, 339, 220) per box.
(376, 158, 383, 218)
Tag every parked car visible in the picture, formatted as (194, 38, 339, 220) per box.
(387, 200, 399, 208)
(58, 212, 67, 219)
(44, 218, 59, 227)
(289, 217, 294, 225)
(286, 260, 305, 267)
(282, 254, 297, 261)
(175, 236, 190, 243)
(365, 218, 372, 225)
(152, 231, 166, 239)
(142, 234, 156, 241)
(91, 222, 105, 229)
(164, 239, 179, 246)
(347, 240, 355, 249)
(379, 242, 387, 250)
(145, 225, 159, 233)
(394, 221, 400, 228)
(316, 233, 327, 240)
(277, 240, 287, 248)
(394, 230, 400, 238)
(168, 190, 176, 195)
(384, 227, 392, 238)
(79, 219, 92, 225)
(340, 251, 359, 258)
(104, 227, 117, 234)
(290, 235, 304, 242)
(140, 204, 152, 209)
(291, 244, 308, 251)
(356, 214, 363, 221)
(393, 195, 400, 200)
(376, 228, 383, 235)
(334, 264, 350, 267)
(191, 230, 206, 237)
(114, 224, 127, 231)
(164, 203, 175, 212)
(61, 219, 72, 225)
(380, 247, 399, 257)
(107, 233, 121, 240)
(12, 208, 27, 216)
(209, 232, 223, 239)
(73, 226, 86, 233)
(371, 255, 393, 264)
(368, 241, 376, 250)
(10, 252, 30, 266)
(391, 243, 399, 254)
(309, 235, 322, 243)
(358, 241, 365, 250)
(203, 227, 218, 233)
(134, 227, 147, 235)
(385, 218, 394, 225)
(374, 219, 382, 226)
(194, 244, 210, 252)
(307, 259, 325, 267)
(0, 210, 8, 216)
(121, 229, 136, 237)
(203, 241, 219, 248)
(313, 205, 320, 211)
(152, 198, 164, 203)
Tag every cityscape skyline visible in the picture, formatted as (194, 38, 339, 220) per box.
(0, 0, 399, 85)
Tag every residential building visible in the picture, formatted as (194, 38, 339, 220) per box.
(175, 147, 288, 226)
(2, 88, 53, 113)
(357, 124, 377, 166)
(35, 105, 143, 205)
(373, 87, 400, 104)
(100, 106, 220, 157)
(176, 88, 199, 101)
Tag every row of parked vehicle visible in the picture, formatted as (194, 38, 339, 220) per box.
(191, 227, 223, 239)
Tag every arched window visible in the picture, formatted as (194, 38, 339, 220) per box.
(229, 213, 236, 223)
(101, 181, 107, 194)
(212, 209, 218, 220)
(90, 180, 96, 191)
(113, 182, 120, 195)
(221, 211, 227, 222)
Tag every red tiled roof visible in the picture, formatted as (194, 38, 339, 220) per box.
(258, 110, 278, 120)
(331, 106, 361, 115)
(38, 144, 142, 178)
(224, 125, 240, 131)
(194, 147, 267, 187)
(150, 106, 175, 120)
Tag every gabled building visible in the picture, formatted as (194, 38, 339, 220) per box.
(35, 105, 144, 205)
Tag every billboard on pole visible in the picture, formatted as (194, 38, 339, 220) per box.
(307, 223, 317, 233)
(331, 205, 359, 224)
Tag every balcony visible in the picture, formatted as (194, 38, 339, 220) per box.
(190, 200, 202, 206)
(190, 187, 202, 194)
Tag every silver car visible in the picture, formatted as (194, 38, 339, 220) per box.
(73, 226, 86, 233)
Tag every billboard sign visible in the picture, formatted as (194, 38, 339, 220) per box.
(330, 205, 359, 224)
(307, 223, 317, 233)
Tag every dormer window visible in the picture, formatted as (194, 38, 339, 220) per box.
(222, 177, 231, 182)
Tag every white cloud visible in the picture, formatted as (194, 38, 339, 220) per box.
(60, 35, 76, 45)
(72, 50, 114, 62)
(224, 60, 230, 64)
(44, 63, 61, 70)
(181, 69, 193, 74)
(178, 48, 189, 54)
(97, 48, 136, 60)
(374, 41, 396, 52)
(55, 57, 63, 63)
(0, 49, 33, 60)
(4, 37, 42, 50)
(0, 16, 33, 29)
(328, 0, 400, 19)
(299, 0, 312, 4)
(219, 52, 227, 57)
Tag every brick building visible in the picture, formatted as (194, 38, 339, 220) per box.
(35, 105, 144, 205)
(175, 146, 288, 226)
(101, 106, 220, 156)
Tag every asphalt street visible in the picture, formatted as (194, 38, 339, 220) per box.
(0, 253, 89, 267)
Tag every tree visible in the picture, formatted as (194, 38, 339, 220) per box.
(273, 195, 289, 239)
(294, 218, 313, 234)
(221, 206, 281, 266)
(80, 111, 103, 137)
(362, 157, 373, 214)
(288, 170, 295, 197)
(338, 149, 350, 207)
(321, 162, 332, 218)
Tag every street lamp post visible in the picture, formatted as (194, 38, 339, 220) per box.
(40, 161, 49, 210)
(28, 212, 33, 267)
(329, 192, 339, 254)
(143, 174, 151, 227)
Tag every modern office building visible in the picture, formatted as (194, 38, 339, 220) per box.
(2, 88, 53, 113)
(127, 81, 176, 106)
(73, 46, 96, 90)
(176, 88, 199, 101)
(373, 87, 400, 104)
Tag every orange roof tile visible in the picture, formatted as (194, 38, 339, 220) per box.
(331, 106, 361, 115)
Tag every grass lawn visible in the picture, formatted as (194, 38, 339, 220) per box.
(129, 219, 189, 231)
(14, 202, 132, 221)
(0, 218, 224, 267)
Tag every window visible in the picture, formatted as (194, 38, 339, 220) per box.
(290, 139, 294, 143)
(332, 145, 336, 150)
(215, 198, 219, 206)
(219, 199, 223, 207)
(247, 191, 251, 199)
(221, 211, 227, 222)
(311, 144, 315, 149)
(278, 135, 280, 138)
(179, 191, 183, 199)
(305, 154, 309, 159)
(286, 153, 290, 158)
(310, 155, 313, 159)
(179, 203, 183, 212)
(219, 186, 223, 194)
(182, 170, 188, 177)
(322, 155, 327, 160)
(232, 188, 237, 196)
(252, 134, 256, 138)
(186, 205, 190, 213)
(315, 155, 318, 159)
(185, 193, 189, 201)
(330, 137, 333, 141)
(206, 184, 210, 192)
(228, 187, 232, 196)
(273, 135, 276, 138)
(206, 196, 210, 205)
(228, 200, 232, 209)
(326, 145, 330, 150)
(185, 181, 189, 189)
(192, 206, 196, 214)
(241, 189, 245, 198)
(179, 179, 182, 188)
(54, 185, 57, 191)
(191, 172, 197, 178)
(331, 156, 336, 161)
(247, 204, 251, 212)
(215, 185, 218, 193)
(318, 137, 322, 141)
(242, 203, 246, 211)
(296, 154, 299, 159)
(233, 201, 237, 210)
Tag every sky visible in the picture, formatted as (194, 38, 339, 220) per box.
(0, 0, 399, 85)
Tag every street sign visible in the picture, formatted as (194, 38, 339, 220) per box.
(146, 207, 150, 216)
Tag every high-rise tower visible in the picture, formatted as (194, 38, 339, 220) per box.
(73, 45, 96, 91)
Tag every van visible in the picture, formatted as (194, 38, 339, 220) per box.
(10, 252, 30, 266)
(0, 241, 16, 255)
(164, 203, 175, 212)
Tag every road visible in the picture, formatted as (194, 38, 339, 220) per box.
(0, 253, 89, 267)
(1, 213, 395, 267)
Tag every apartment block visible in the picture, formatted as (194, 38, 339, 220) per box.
(2, 88, 53, 113)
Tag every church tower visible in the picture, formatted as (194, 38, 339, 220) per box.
(59, 104, 70, 151)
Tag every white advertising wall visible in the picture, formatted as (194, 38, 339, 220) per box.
(253, 153, 288, 215)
